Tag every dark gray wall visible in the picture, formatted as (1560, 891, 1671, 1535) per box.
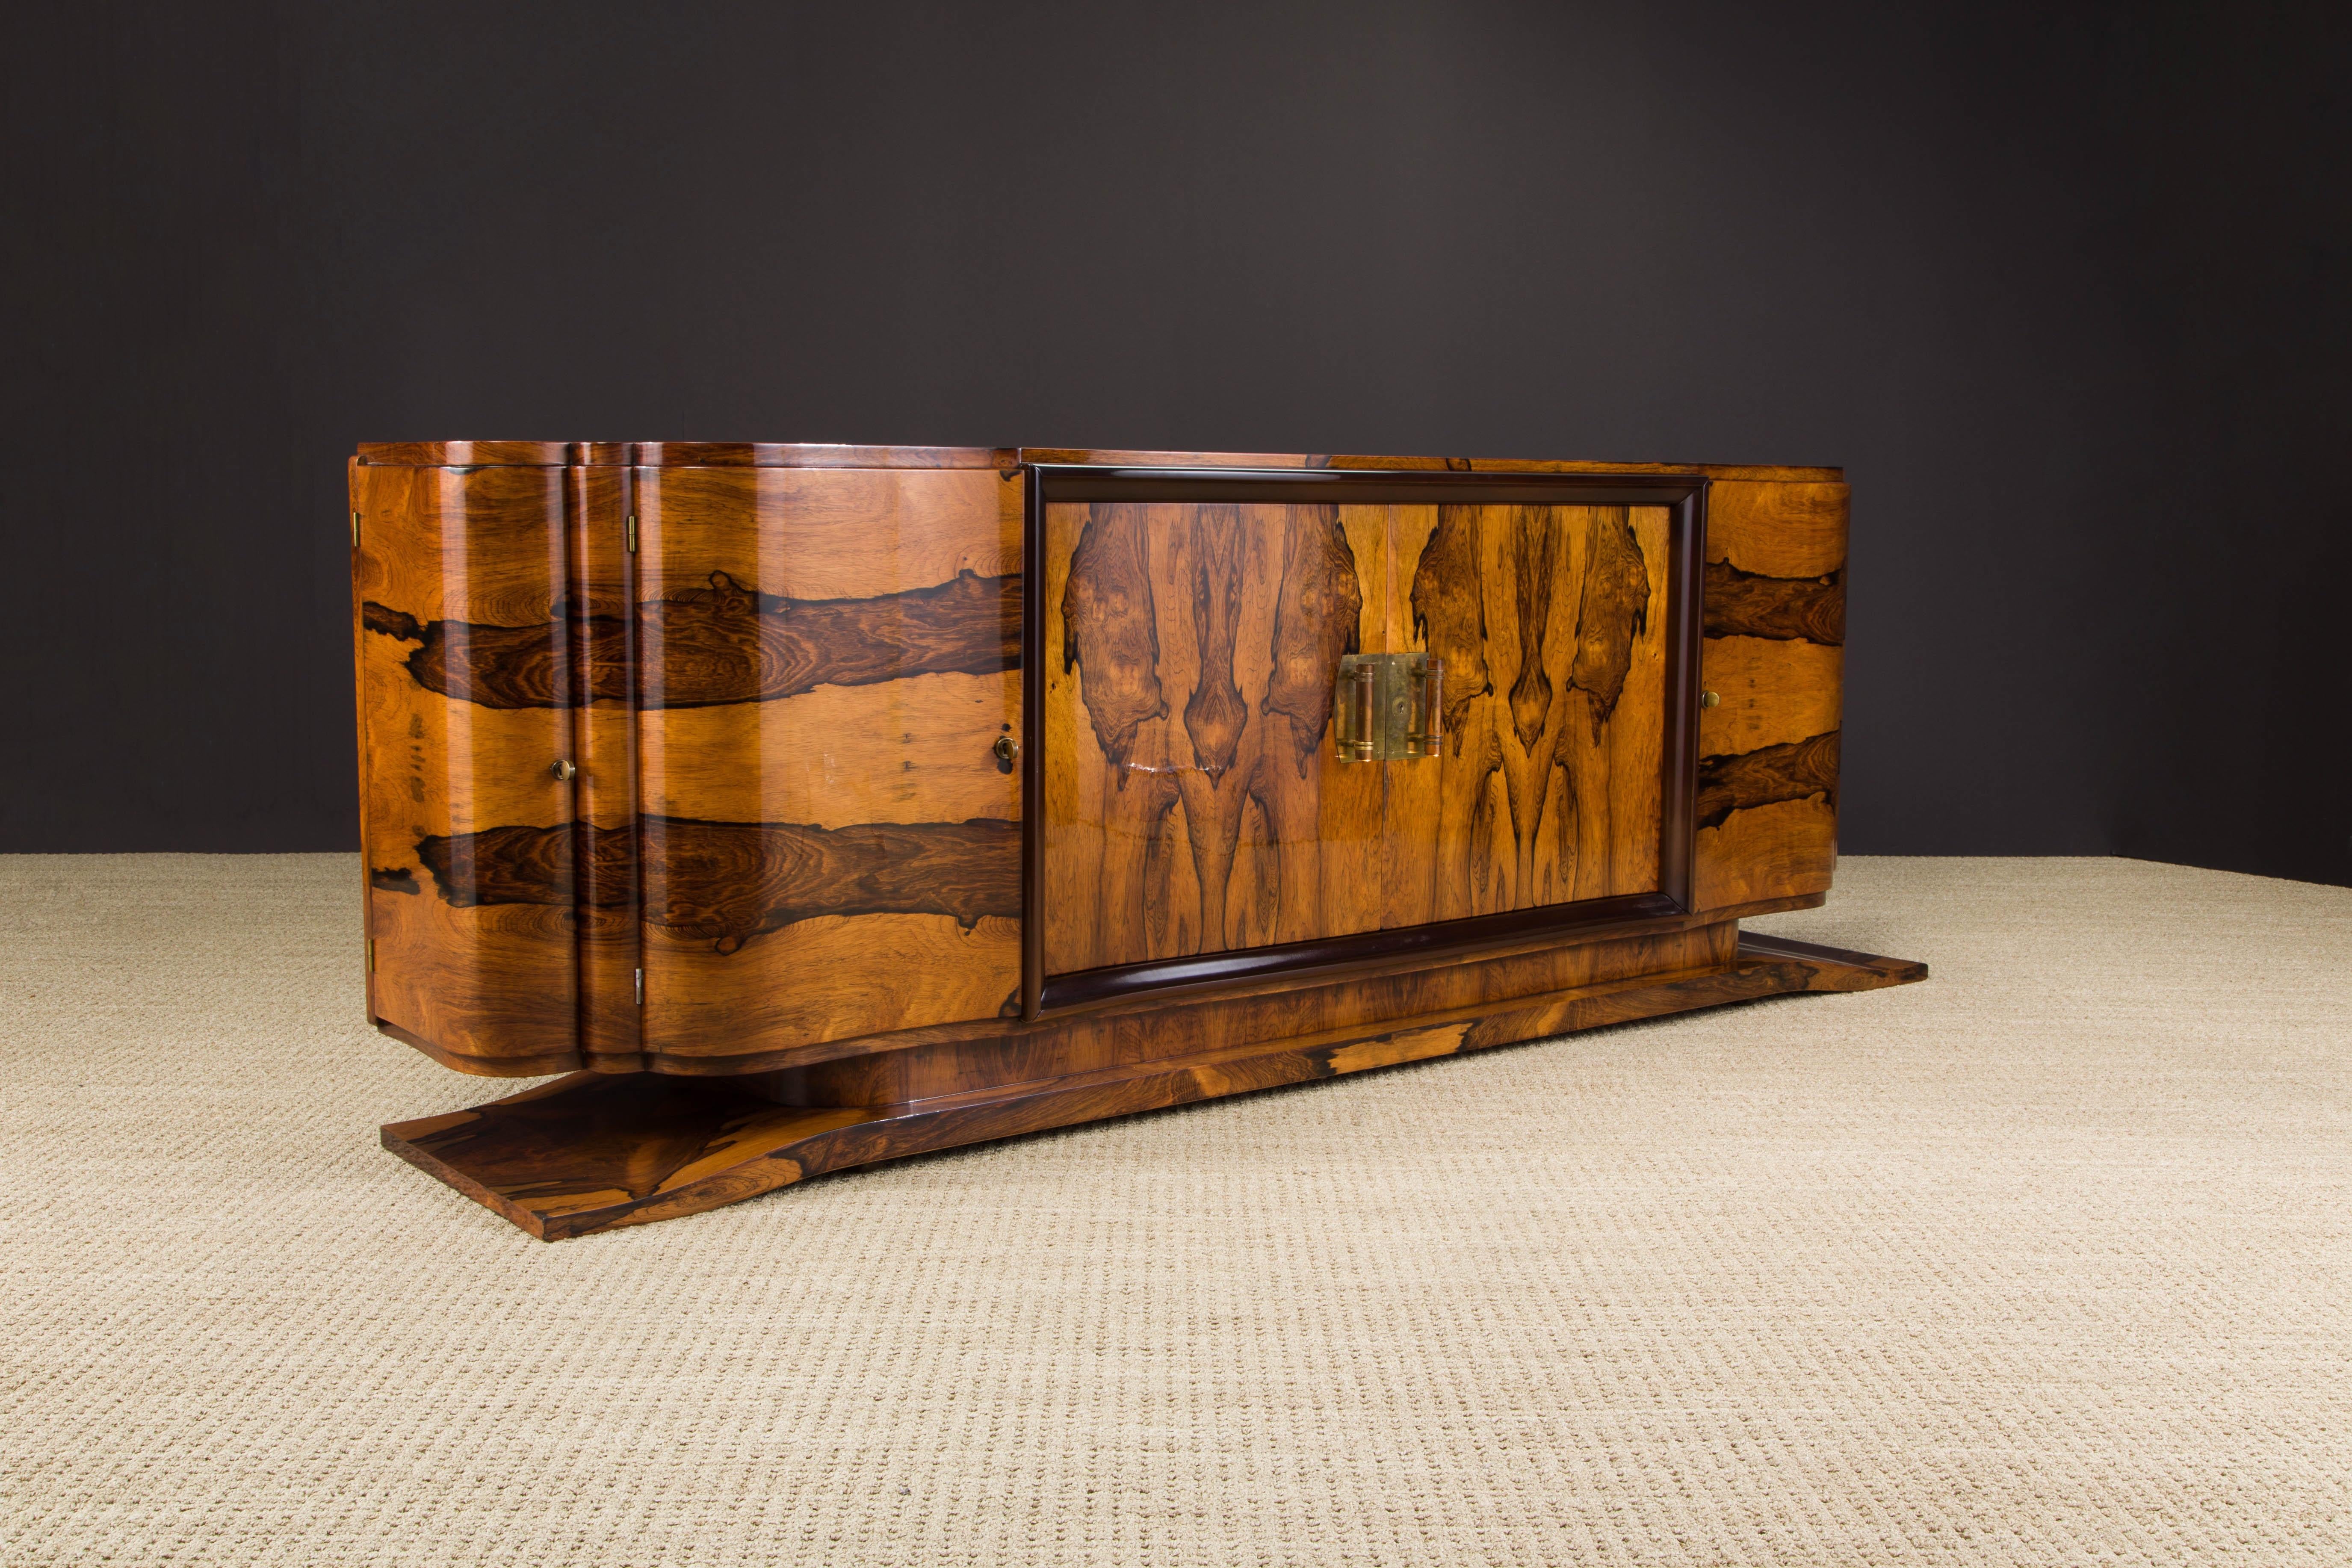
(6, 2, 2345, 882)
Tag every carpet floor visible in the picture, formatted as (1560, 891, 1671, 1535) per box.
(2, 855, 2348, 1565)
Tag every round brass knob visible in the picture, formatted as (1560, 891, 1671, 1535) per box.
(551, 759, 577, 781)
(1699, 691, 1721, 709)
(992, 735, 1020, 764)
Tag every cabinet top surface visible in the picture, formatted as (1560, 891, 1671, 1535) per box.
(351, 441, 1842, 482)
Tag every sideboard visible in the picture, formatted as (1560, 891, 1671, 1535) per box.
(351, 443, 1923, 1238)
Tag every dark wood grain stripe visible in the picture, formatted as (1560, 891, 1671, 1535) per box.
(415, 817, 1020, 952)
(642, 569, 1018, 710)
(1180, 506, 1249, 780)
(1702, 561, 1844, 644)
(1505, 506, 1562, 747)
(1568, 508, 1653, 734)
(1260, 505, 1362, 777)
(1695, 731, 1840, 830)
(1061, 505, 1167, 774)
(362, 569, 1018, 710)
(415, 824, 590, 908)
(363, 602, 583, 708)
(1408, 506, 1494, 731)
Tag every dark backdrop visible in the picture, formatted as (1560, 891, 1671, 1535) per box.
(6, 2, 2346, 883)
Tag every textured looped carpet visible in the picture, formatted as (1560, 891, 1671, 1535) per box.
(3, 855, 2348, 1565)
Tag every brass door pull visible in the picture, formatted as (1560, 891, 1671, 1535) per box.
(1334, 654, 1444, 762)
(1406, 657, 1444, 757)
(1343, 662, 1377, 761)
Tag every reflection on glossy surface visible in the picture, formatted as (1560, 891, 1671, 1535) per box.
(1043, 500, 1672, 976)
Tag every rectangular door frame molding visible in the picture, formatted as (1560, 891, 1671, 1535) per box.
(1021, 465, 1708, 1019)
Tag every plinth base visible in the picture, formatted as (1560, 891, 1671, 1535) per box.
(383, 932, 1925, 1240)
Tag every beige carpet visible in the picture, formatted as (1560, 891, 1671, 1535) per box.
(2, 856, 2348, 1565)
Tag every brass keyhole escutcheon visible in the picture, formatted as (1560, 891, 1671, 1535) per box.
(551, 759, 577, 781)
(992, 735, 1019, 764)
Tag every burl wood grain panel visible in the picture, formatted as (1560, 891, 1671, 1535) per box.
(352, 462, 582, 1070)
(1399, 504, 1671, 922)
(385, 927, 1925, 1240)
(1693, 481, 1848, 910)
(1043, 501, 1379, 974)
(1042, 501, 1671, 975)
(634, 466, 1025, 1059)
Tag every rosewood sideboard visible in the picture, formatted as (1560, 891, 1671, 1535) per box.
(350, 443, 1923, 1238)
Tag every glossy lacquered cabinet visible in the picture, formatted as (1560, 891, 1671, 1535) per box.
(352, 444, 1921, 1238)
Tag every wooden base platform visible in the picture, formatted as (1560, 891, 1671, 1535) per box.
(383, 932, 1926, 1240)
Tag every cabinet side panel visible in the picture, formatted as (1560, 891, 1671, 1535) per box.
(635, 467, 1023, 1062)
(1692, 481, 1847, 909)
(352, 464, 583, 1069)
(349, 460, 376, 1022)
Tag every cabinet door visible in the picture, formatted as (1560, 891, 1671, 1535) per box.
(1391, 502, 1675, 919)
(631, 465, 1025, 1065)
(1690, 482, 1847, 909)
(352, 461, 582, 1072)
(1042, 499, 1385, 977)
(1038, 482, 1688, 1005)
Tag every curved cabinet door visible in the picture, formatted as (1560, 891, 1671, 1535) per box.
(630, 464, 1025, 1066)
(352, 461, 582, 1073)
(1691, 482, 1847, 911)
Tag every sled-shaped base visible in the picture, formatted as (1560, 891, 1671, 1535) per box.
(383, 932, 1925, 1240)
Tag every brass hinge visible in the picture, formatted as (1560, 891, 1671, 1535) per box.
(366, 937, 376, 972)
(635, 967, 645, 1007)
(625, 514, 638, 553)
(350, 509, 360, 548)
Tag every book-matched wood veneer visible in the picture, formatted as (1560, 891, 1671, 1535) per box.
(1041, 499, 1672, 973)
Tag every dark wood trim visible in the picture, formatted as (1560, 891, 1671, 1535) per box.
(1018, 449, 1844, 482)
(1020, 463, 1048, 1021)
(353, 442, 1007, 469)
(1038, 893, 1684, 1013)
(1025, 467, 1708, 1016)
(1658, 482, 1708, 914)
(353, 447, 1846, 483)
(1033, 466, 1712, 508)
